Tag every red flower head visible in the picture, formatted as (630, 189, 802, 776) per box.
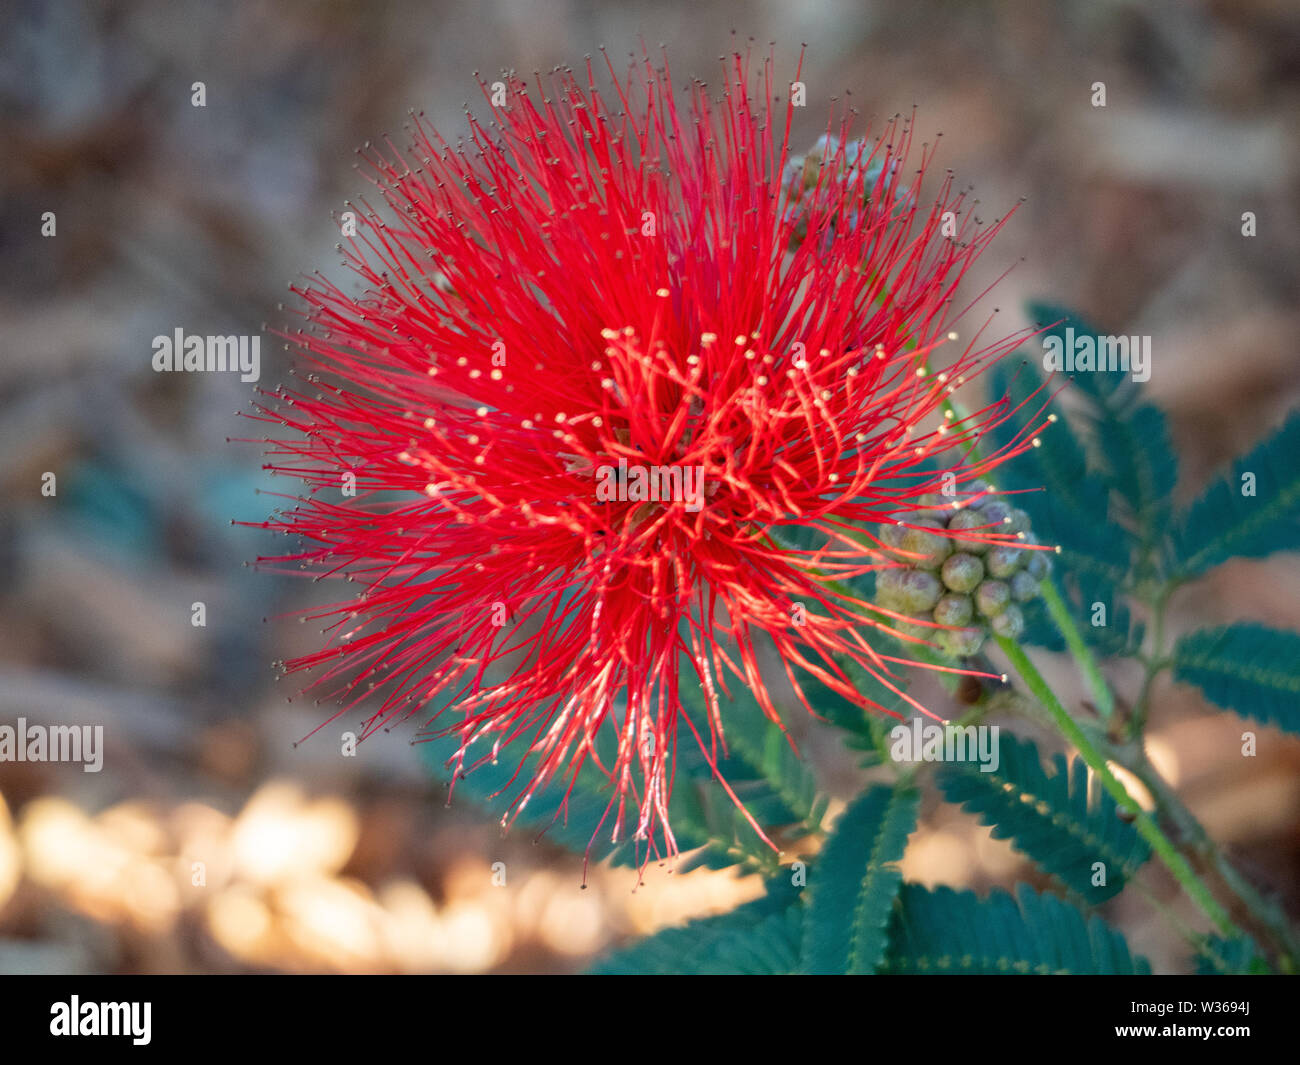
(254, 49, 1042, 864)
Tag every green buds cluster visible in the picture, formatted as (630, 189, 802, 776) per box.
(874, 483, 1053, 658)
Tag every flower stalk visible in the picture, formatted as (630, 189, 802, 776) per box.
(1039, 576, 1115, 722)
(994, 633, 1239, 939)
(894, 362, 1298, 962)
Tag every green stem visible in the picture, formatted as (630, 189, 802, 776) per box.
(1117, 749, 1300, 965)
(1040, 576, 1115, 722)
(995, 634, 1239, 939)
(1130, 585, 1172, 736)
(919, 361, 1290, 959)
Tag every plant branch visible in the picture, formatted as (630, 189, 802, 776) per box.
(1111, 744, 1300, 967)
(994, 634, 1240, 939)
(1039, 576, 1115, 722)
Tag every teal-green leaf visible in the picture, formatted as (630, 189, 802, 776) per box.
(1173, 624, 1300, 735)
(984, 360, 1130, 594)
(1172, 412, 1300, 577)
(936, 733, 1149, 902)
(1072, 589, 1145, 658)
(418, 725, 641, 865)
(802, 783, 920, 974)
(984, 359, 1140, 656)
(882, 883, 1151, 974)
(1194, 933, 1271, 975)
(1025, 300, 1178, 576)
(1089, 402, 1178, 544)
(1025, 302, 1127, 402)
(679, 679, 825, 832)
(589, 881, 803, 974)
(1018, 594, 1068, 653)
(419, 675, 827, 874)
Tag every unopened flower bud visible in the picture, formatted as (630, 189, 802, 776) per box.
(941, 552, 984, 594)
(898, 570, 943, 613)
(937, 626, 985, 658)
(872, 483, 1048, 660)
(1026, 551, 1052, 579)
(933, 592, 974, 627)
(986, 545, 1023, 579)
(900, 522, 952, 570)
(915, 492, 949, 523)
(979, 500, 1014, 529)
(894, 619, 932, 642)
(875, 567, 905, 608)
(879, 522, 907, 550)
(975, 579, 1011, 618)
(1010, 570, 1040, 602)
(991, 603, 1025, 639)
(947, 508, 991, 553)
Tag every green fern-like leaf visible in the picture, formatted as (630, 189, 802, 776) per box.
(1194, 933, 1271, 975)
(679, 680, 827, 832)
(1018, 594, 1068, 653)
(985, 360, 1139, 656)
(1171, 412, 1300, 577)
(589, 882, 803, 974)
(418, 726, 642, 865)
(1072, 591, 1146, 659)
(1027, 302, 1128, 402)
(668, 679, 832, 873)
(986, 361, 1130, 591)
(936, 733, 1149, 902)
(419, 676, 828, 873)
(1026, 301, 1177, 556)
(1173, 624, 1300, 735)
(743, 526, 900, 757)
(802, 783, 920, 974)
(881, 883, 1151, 974)
(1094, 402, 1178, 541)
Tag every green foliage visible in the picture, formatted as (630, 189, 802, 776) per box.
(1173, 624, 1300, 735)
(672, 681, 829, 873)
(1027, 302, 1127, 402)
(802, 783, 920, 974)
(417, 300, 1300, 975)
(1075, 592, 1145, 658)
(881, 883, 1151, 974)
(687, 683, 829, 833)
(593, 878, 1153, 975)
(1171, 411, 1300, 577)
(984, 359, 1140, 655)
(936, 733, 1149, 902)
(1194, 933, 1271, 975)
(589, 881, 804, 975)
(1096, 403, 1179, 556)
(419, 677, 830, 874)
(1026, 301, 1178, 565)
(419, 726, 637, 865)
(812, 655, 905, 761)
(765, 524, 902, 757)
(986, 360, 1128, 589)
(1018, 594, 1068, 654)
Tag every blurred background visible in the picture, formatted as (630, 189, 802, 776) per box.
(0, 0, 1297, 973)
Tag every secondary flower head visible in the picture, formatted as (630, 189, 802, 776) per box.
(254, 49, 1042, 863)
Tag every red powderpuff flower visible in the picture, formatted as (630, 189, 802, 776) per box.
(252, 50, 1043, 864)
